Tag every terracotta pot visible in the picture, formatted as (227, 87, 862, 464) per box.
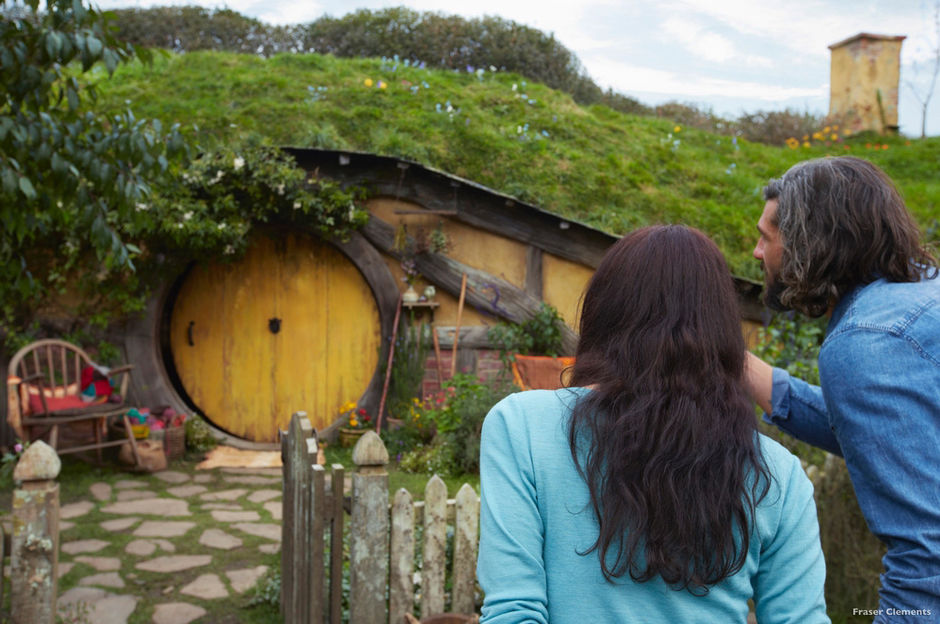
(338, 427, 367, 448)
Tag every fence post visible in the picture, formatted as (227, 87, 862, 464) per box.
(389, 488, 415, 623)
(451, 483, 480, 614)
(281, 411, 322, 624)
(421, 475, 447, 617)
(349, 431, 389, 624)
(10, 440, 61, 624)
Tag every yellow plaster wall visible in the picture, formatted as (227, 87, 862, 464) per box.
(542, 254, 595, 329)
(370, 197, 531, 328)
(829, 35, 904, 134)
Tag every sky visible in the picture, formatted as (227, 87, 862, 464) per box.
(95, 0, 940, 136)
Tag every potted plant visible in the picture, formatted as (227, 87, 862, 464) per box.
(338, 401, 373, 447)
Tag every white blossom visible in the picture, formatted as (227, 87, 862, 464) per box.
(182, 211, 193, 221)
(233, 156, 245, 171)
(292, 201, 301, 210)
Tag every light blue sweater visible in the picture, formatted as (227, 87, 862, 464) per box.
(478, 389, 829, 624)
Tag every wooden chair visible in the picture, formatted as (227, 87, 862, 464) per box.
(7, 339, 140, 466)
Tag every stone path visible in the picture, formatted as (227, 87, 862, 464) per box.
(53, 466, 284, 624)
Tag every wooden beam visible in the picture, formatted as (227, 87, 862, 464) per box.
(524, 246, 543, 300)
(362, 216, 579, 354)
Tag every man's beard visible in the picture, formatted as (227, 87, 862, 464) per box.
(761, 269, 790, 312)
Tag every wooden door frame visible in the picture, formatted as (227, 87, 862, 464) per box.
(123, 229, 399, 449)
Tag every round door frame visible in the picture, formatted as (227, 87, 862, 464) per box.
(123, 230, 400, 450)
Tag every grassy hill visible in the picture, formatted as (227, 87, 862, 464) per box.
(94, 50, 940, 281)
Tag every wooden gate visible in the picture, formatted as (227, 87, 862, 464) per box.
(169, 232, 381, 441)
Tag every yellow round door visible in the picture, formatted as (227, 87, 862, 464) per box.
(169, 231, 380, 442)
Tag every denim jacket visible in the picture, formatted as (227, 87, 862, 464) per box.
(765, 277, 940, 622)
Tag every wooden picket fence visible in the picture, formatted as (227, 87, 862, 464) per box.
(280, 412, 480, 624)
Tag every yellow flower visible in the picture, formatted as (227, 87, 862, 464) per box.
(364, 78, 373, 87)
(842, 129, 851, 136)
(673, 125, 682, 133)
(823, 126, 831, 133)
(349, 417, 358, 427)
(812, 131, 823, 141)
(833, 125, 839, 131)
(802, 134, 809, 141)
(802, 141, 811, 148)
(785, 137, 800, 150)
(830, 134, 838, 141)
(340, 401, 357, 413)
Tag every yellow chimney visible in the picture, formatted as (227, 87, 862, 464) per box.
(829, 33, 906, 135)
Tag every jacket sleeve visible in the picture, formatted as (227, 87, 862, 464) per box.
(477, 399, 548, 624)
(763, 368, 843, 456)
(752, 454, 830, 624)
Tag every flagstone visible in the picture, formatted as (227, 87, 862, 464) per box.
(116, 489, 156, 501)
(58, 587, 137, 624)
(133, 521, 195, 538)
(114, 479, 148, 489)
(59, 562, 74, 578)
(62, 539, 110, 555)
(136, 555, 212, 573)
(199, 528, 242, 550)
(210, 510, 260, 522)
(126, 539, 157, 557)
(226, 565, 268, 593)
(101, 498, 190, 516)
(180, 573, 228, 599)
(80, 571, 125, 588)
(166, 484, 207, 497)
(232, 522, 281, 541)
(193, 474, 212, 483)
(60, 500, 94, 519)
(90, 482, 112, 501)
(264, 501, 282, 520)
(247, 489, 280, 503)
(153, 470, 190, 484)
(200, 488, 247, 501)
(100, 517, 141, 531)
(75, 556, 121, 571)
(258, 543, 280, 554)
(152, 602, 207, 624)
(59, 520, 75, 531)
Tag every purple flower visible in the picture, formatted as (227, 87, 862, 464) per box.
(14, 443, 23, 453)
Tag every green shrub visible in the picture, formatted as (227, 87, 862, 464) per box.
(184, 416, 218, 453)
(487, 302, 565, 364)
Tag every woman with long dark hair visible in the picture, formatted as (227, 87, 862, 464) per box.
(478, 225, 828, 623)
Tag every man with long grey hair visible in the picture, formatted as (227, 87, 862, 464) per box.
(747, 156, 940, 622)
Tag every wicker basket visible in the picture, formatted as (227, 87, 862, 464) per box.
(164, 425, 186, 459)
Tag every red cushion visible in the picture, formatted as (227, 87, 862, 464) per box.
(28, 394, 91, 414)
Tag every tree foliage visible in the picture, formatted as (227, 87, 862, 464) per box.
(0, 0, 187, 347)
(108, 5, 652, 116)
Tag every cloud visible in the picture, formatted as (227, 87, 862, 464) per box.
(584, 56, 827, 101)
(661, 17, 736, 63)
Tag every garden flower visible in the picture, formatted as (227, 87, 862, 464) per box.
(233, 157, 245, 171)
(364, 78, 373, 87)
(14, 443, 22, 453)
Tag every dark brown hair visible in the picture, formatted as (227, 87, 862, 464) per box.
(764, 156, 937, 317)
(568, 225, 770, 593)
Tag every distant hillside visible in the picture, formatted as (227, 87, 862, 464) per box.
(94, 50, 940, 280)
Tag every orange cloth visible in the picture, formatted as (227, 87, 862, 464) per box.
(510, 355, 575, 391)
